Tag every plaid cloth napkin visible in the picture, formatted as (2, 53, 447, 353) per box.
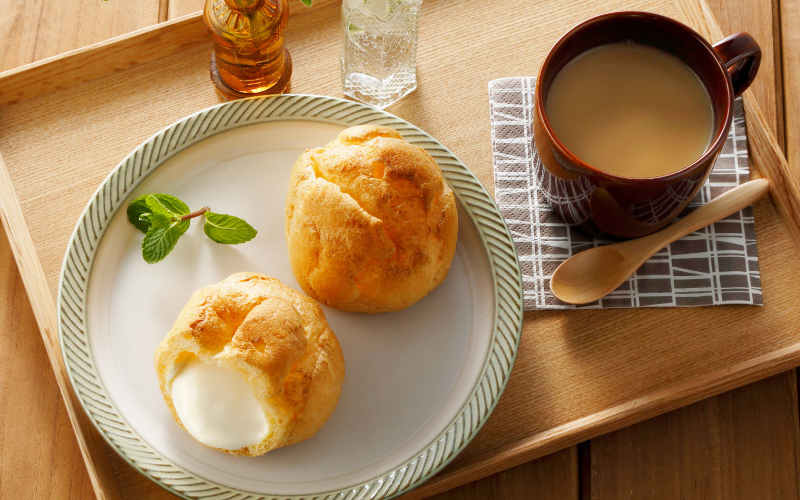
(488, 77, 762, 310)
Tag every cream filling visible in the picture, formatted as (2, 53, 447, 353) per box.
(170, 358, 269, 450)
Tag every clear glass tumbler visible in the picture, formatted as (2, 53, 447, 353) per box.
(341, 0, 422, 109)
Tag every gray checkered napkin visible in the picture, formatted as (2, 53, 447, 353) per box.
(488, 77, 762, 310)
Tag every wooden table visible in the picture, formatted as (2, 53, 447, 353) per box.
(0, 0, 797, 498)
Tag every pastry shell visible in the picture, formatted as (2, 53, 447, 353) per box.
(285, 125, 458, 313)
(155, 272, 345, 457)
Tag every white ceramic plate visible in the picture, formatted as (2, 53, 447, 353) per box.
(59, 95, 523, 499)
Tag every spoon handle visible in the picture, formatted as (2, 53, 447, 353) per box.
(635, 178, 770, 255)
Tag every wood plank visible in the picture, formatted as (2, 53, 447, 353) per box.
(0, 0, 160, 73)
(586, 372, 800, 499)
(0, 1, 339, 107)
(0, 15, 207, 106)
(0, 150, 123, 500)
(168, 0, 203, 18)
(0, 228, 96, 500)
(783, 0, 800, 183)
(400, 338, 800, 499)
(1, 0, 799, 496)
(428, 448, 579, 500)
(780, 2, 800, 497)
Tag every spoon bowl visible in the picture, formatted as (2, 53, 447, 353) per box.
(550, 246, 629, 305)
(550, 179, 770, 305)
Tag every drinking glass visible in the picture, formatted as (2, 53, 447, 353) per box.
(341, 0, 422, 109)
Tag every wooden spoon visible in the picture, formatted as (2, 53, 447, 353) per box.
(550, 178, 770, 305)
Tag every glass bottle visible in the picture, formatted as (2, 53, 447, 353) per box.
(203, 0, 292, 100)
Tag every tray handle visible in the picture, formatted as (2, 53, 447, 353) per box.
(0, 150, 122, 500)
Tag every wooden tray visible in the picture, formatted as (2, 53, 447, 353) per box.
(1, 0, 799, 498)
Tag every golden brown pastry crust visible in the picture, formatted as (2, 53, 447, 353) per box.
(285, 125, 458, 313)
(154, 272, 345, 457)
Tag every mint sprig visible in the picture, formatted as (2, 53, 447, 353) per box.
(127, 193, 189, 232)
(127, 193, 257, 263)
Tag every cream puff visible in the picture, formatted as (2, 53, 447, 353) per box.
(285, 125, 458, 313)
(154, 272, 345, 457)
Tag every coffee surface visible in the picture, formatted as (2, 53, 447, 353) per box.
(545, 43, 714, 178)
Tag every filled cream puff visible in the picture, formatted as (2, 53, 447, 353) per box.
(154, 272, 345, 457)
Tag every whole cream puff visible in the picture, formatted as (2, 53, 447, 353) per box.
(154, 273, 345, 457)
(285, 125, 458, 313)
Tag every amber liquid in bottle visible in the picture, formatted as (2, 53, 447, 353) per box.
(204, 0, 292, 100)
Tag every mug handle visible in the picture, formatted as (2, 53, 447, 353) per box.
(713, 33, 761, 98)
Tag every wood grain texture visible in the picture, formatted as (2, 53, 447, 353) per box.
(1, 0, 799, 495)
(705, 0, 784, 148)
(168, 0, 202, 18)
(587, 372, 800, 499)
(427, 448, 578, 500)
(0, 155, 125, 500)
(0, 227, 96, 500)
(0, 153, 123, 500)
(0, 0, 340, 107)
(0, 0, 162, 498)
(1, 0, 799, 499)
(0, 0, 159, 73)
(0, 15, 207, 106)
(402, 337, 800, 499)
(783, 0, 800, 183)
(168, 0, 341, 18)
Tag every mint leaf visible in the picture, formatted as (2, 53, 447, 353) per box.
(127, 193, 189, 233)
(127, 193, 257, 263)
(301, 0, 312, 6)
(127, 197, 153, 233)
(142, 220, 190, 264)
(203, 212, 257, 244)
(141, 210, 174, 229)
(144, 194, 189, 218)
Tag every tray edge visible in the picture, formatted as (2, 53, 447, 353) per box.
(1, 0, 799, 497)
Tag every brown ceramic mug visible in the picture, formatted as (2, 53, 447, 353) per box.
(533, 11, 761, 238)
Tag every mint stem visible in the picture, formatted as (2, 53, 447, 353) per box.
(181, 206, 209, 221)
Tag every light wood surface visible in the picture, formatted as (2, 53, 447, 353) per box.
(1, 1, 798, 499)
(0, 0, 159, 73)
(0, 149, 121, 500)
(0, 4, 161, 499)
(783, 0, 800, 186)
